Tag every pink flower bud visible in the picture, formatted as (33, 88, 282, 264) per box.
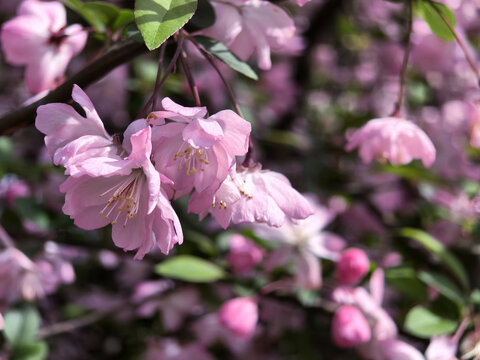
(226, 235, 264, 274)
(332, 305, 371, 348)
(218, 297, 258, 338)
(335, 248, 370, 285)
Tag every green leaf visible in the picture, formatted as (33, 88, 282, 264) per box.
(398, 228, 469, 290)
(418, 271, 466, 306)
(15, 197, 50, 231)
(4, 307, 41, 346)
(471, 289, 480, 304)
(194, 36, 258, 80)
(134, 0, 197, 50)
(404, 305, 458, 338)
(418, 1, 456, 41)
(385, 267, 428, 300)
(11, 342, 48, 360)
(62, 0, 133, 33)
(155, 255, 225, 282)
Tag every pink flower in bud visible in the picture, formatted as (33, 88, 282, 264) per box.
(218, 297, 258, 338)
(335, 248, 370, 285)
(149, 98, 251, 199)
(1, 0, 87, 93)
(226, 234, 264, 274)
(332, 305, 371, 348)
(346, 117, 436, 167)
(201, 0, 295, 70)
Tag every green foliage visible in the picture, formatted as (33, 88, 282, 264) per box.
(155, 255, 226, 282)
(398, 228, 469, 291)
(417, 0, 456, 41)
(385, 267, 428, 300)
(404, 305, 458, 338)
(194, 36, 259, 80)
(187, 0, 215, 30)
(4, 306, 41, 346)
(62, 0, 134, 33)
(134, 0, 197, 50)
(11, 342, 48, 360)
(15, 198, 50, 231)
(418, 271, 466, 306)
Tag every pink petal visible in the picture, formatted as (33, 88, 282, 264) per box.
(182, 118, 224, 149)
(209, 110, 251, 156)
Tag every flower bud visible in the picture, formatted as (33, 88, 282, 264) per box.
(218, 297, 258, 338)
(332, 305, 371, 348)
(335, 248, 369, 285)
(226, 234, 263, 275)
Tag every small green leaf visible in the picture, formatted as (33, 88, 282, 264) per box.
(11, 342, 48, 360)
(471, 289, 480, 304)
(155, 255, 225, 282)
(134, 0, 197, 50)
(418, 271, 466, 306)
(15, 197, 50, 231)
(418, 1, 456, 41)
(4, 307, 41, 346)
(194, 36, 258, 80)
(385, 267, 428, 300)
(398, 228, 469, 291)
(404, 305, 458, 338)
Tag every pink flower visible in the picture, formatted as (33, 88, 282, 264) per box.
(36, 86, 183, 259)
(218, 297, 258, 338)
(425, 335, 458, 360)
(255, 199, 344, 289)
(189, 164, 314, 228)
(1, 0, 87, 93)
(0, 175, 30, 208)
(335, 248, 370, 286)
(332, 305, 371, 348)
(226, 234, 264, 274)
(346, 117, 436, 167)
(149, 98, 251, 198)
(201, 0, 295, 70)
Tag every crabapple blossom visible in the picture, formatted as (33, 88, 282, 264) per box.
(189, 164, 314, 229)
(1, 0, 87, 93)
(149, 98, 251, 198)
(201, 0, 295, 70)
(35, 85, 182, 259)
(346, 117, 436, 167)
(226, 234, 264, 274)
(335, 248, 370, 285)
(425, 335, 458, 360)
(331, 305, 371, 348)
(255, 199, 345, 289)
(218, 297, 258, 338)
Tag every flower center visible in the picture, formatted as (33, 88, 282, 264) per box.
(174, 143, 210, 176)
(98, 171, 145, 228)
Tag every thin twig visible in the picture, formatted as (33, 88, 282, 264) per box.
(183, 31, 243, 117)
(0, 40, 147, 135)
(152, 43, 167, 112)
(137, 34, 185, 119)
(180, 50, 201, 107)
(392, 0, 413, 118)
(429, 0, 480, 86)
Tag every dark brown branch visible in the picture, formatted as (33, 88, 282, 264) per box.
(0, 39, 148, 135)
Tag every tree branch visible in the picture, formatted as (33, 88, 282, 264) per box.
(0, 39, 148, 135)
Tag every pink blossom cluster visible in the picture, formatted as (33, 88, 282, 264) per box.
(35, 85, 313, 258)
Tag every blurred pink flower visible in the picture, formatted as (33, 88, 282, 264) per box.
(36, 86, 183, 259)
(425, 335, 458, 360)
(189, 164, 314, 228)
(201, 0, 295, 70)
(1, 0, 87, 93)
(144, 338, 214, 360)
(149, 98, 251, 198)
(346, 117, 436, 167)
(218, 297, 258, 338)
(335, 248, 370, 286)
(256, 199, 345, 289)
(332, 305, 371, 348)
(0, 175, 30, 207)
(226, 234, 264, 275)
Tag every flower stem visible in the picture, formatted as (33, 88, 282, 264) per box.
(429, 0, 480, 86)
(392, 0, 413, 118)
(182, 31, 243, 117)
(180, 50, 201, 107)
(137, 34, 185, 119)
